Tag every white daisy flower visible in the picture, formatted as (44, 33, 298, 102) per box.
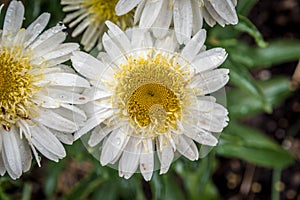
(61, 0, 134, 51)
(71, 21, 229, 181)
(0, 1, 90, 179)
(116, 0, 238, 44)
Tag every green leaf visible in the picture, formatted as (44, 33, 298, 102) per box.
(0, 186, 9, 200)
(229, 40, 300, 69)
(228, 76, 292, 118)
(90, 181, 118, 200)
(237, 0, 259, 15)
(44, 159, 66, 197)
(217, 122, 294, 168)
(234, 15, 268, 48)
(163, 173, 186, 200)
(62, 172, 106, 200)
(150, 172, 165, 200)
(21, 183, 32, 200)
(249, 40, 300, 68)
(174, 156, 220, 200)
(227, 60, 272, 113)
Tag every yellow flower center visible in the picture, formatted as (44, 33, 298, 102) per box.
(0, 48, 37, 130)
(128, 83, 180, 131)
(114, 53, 190, 137)
(82, 0, 134, 29)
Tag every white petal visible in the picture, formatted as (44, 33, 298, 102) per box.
(139, 0, 163, 28)
(204, 1, 227, 27)
(43, 72, 90, 88)
(191, 0, 203, 34)
(2, 1, 24, 40)
(152, 0, 173, 39)
(15, 130, 32, 172)
(176, 135, 199, 161)
(119, 137, 141, 179)
(88, 125, 113, 147)
(115, 0, 141, 16)
(157, 135, 174, 174)
(140, 138, 154, 181)
(1, 128, 22, 179)
(25, 13, 50, 46)
(202, 7, 216, 27)
(30, 124, 66, 161)
(82, 87, 112, 101)
(134, 0, 146, 24)
(42, 43, 79, 61)
(189, 68, 229, 95)
(194, 98, 216, 113)
(71, 51, 107, 80)
(173, 0, 193, 44)
(75, 109, 113, 140)
(102, 33, 127, 65)
(71, 18, 90, 37)
(154, 32, 178, 52)
(13, 28, 25, 46)
(184, 125, 218, 146)
(106, 21, 132, 53)
(29, 24, 66, 49)
(0, 153, 6, 176)
(31, 32, 66, 59)
(34, 108, 79, 133)
(60, 103, 87, 123)
(69, 12, 89, 28)
(181, 29, 206, 62)
(100, 128, 129, 166)
(129, 29, 153, 52)
(63, 9, 85, 23)
(50, 129, 74, 145)
(190, 48, 228, 73)
(197, 106, 229, 133)
(46, 88, 89, 104)
(209, 0, 238, 25)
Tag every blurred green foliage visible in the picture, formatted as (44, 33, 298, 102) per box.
(0, 0, 299, 199)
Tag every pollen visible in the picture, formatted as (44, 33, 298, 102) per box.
(82, 0, 134, 30)
(114, 52, 191, 136)
(0, 48, 37, 130)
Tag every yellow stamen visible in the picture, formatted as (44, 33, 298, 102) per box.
(82, 0, 134, 30)
(0, 48, 38, 130)
(114, 53, 190, 137)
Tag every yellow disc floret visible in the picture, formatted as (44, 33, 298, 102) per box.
(128, 83, 181, 131)
(0, 48, 37, 130)
(82, 0, 133, 30)
(114, 52, 191, 137)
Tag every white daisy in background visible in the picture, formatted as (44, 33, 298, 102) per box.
(71, 21, 229, 181)
(116, 0, 238, 44)
(0, 1, 90, 179)
(61, 0, 134, 51)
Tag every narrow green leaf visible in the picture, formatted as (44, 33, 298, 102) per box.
(0, 186, 9, 200)
(150, 172, 165, 200)
(237, 0, 258, 15)
(234, 15, 268, 48)
(228, 76, 292, 118)
(21, 183, 32, 200)
(272, 169, 281, 200)
(228, 60, 272, 113)
(175, 155, 219, 200)
(229, 40, 300, 69)
(90, 181, 118, 200)
(44, 159, 66, 197)
(249, 40, 300, 68)
(217, 122, 294, 168)
(163, 174, 186, 200)
(62, 172, 106, 200)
